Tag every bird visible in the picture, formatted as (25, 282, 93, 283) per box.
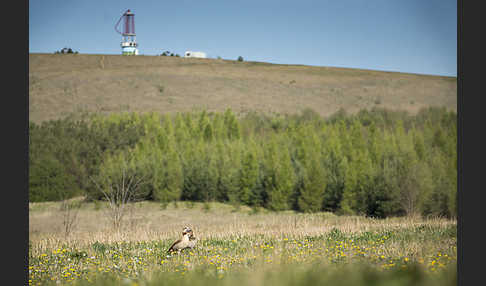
(167, 226, 197, 254)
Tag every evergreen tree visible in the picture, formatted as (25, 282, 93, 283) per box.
(204, 144, 220, 201)
(297, 154, 326, 212)
(29, 107, 456, 218)
(367, 121, 383, 165)
(217, 141, 242, 204)
(263, 135, 296, 211)
(411, 125, 427, 161)
(422, 149, 455, 217)
(322, 127, 348, 212)
(350, 119, 366, 152)
(213, 140, 235, 202)
(173, 112, 190, 150)
(181, 140, 206, 201)
(184, 112, 200, 140)
(341, 148, 373, 215)
(156, 138, 183, 202)
(198, 110, 212, 141)
(224, 108, 241, 140)
(204, 122, 214, 142)
(239, 139, 260, 205)
(211, 112, 225, 141)
(291, 126, 326, 212)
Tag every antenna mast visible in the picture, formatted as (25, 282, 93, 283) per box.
(115, 9, 138, 55)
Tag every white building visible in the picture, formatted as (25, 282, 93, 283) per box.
(121, 41, 139, 55)
(184, 51, 207, 58)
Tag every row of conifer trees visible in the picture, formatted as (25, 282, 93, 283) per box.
(29, 107, 456, 218)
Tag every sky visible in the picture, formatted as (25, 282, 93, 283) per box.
(29, 0, 457, 77)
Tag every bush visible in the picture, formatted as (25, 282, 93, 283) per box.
(55, 47, 78, 54)
(29, 155, 78, 202)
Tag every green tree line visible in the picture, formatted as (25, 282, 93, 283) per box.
(29, 107, 457, 218)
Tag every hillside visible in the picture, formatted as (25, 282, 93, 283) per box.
(29, 53, 457, 123)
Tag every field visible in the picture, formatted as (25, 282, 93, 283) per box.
(29, 53, 457, 285)
(29, 200, 456, 285)
(29, 54, 456, 123)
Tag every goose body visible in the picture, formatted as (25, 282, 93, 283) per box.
(187, 234, 198, 249)
(167, 233, 191, 253)
(167, 226, 198, 253)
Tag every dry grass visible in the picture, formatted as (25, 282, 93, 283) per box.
(29, 53, 456, 123)
(29, 199, 455, 249)
(29, 200, 456, 285)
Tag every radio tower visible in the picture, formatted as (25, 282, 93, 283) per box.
(115, 9, 138, 55)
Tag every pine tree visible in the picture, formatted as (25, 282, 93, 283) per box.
(173, 112, 190, 151)
(292, 126, 326, 212)
(198, 110, 213, 142)
(211, 113, 225, 141)
(239, 140, 259, 205)
(204, 122, 214, 142)
(184, 112, 200, 140)
(322, 127, 348, 212)
(341, 149, 373, 215)
(411, 125, 426, 161)
(157, 138, 183, 202)
(213, 140, 234, 202)
(350, 119, 366, 152)
(224, 108, 241, 140)
(422, 150, 450, 217)
(263, 135, 296, 211)
(217, 141, 242, 204)
(297, 154, 326, 212)
(337, 120, 353, 162)
(367, 121, 383, 165)
(181, 140, 207, 201)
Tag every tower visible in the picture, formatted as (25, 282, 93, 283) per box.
(115, 9, 139, 55)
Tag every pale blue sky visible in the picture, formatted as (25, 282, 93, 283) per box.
(29, 0, 457, 76)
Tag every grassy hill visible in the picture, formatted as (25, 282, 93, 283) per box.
(29, 53, 457, 123)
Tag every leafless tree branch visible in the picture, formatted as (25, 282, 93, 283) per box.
(90, 163, 146, 231)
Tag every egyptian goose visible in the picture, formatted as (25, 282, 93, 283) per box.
(167, 226, 197, 253)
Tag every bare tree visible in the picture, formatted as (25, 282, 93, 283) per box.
(91, 153, 146, 231)
(60, 197, 83, 238)
(399, 162, 432, 218)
